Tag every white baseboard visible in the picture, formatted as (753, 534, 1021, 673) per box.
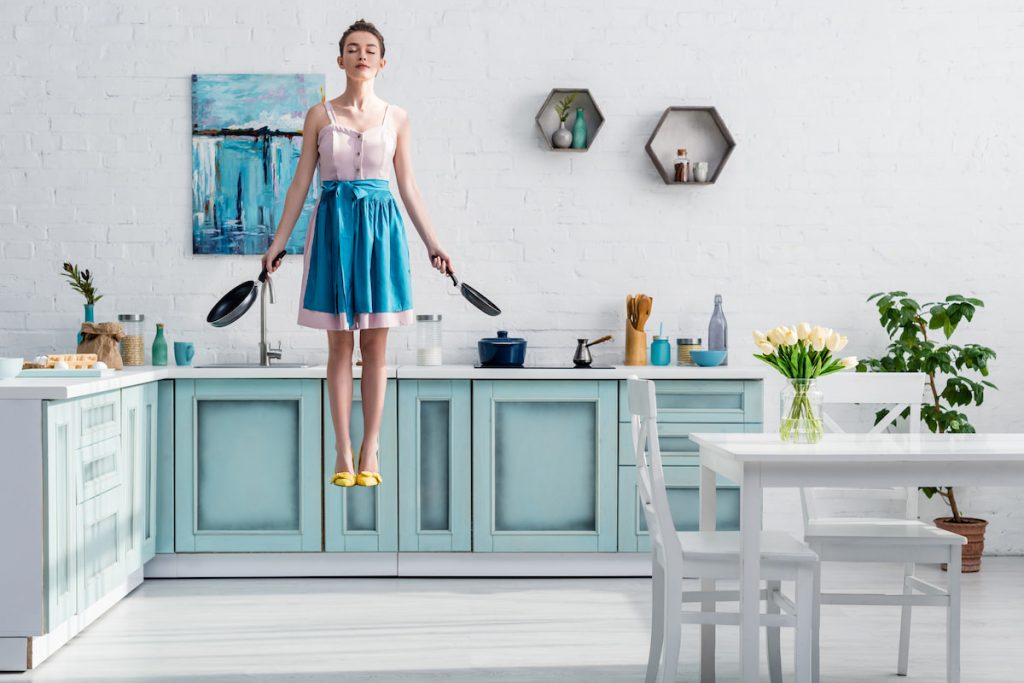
(143, 552, 654, 578)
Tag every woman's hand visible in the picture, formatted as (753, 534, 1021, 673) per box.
(262, 242, 286, 275)
(428, 244, 454, 276)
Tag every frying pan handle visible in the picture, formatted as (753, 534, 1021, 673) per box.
(259, 250, 287, 283)
(448, 272, 460, 287)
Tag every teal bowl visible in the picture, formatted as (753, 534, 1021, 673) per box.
(690, 350, 727, 367)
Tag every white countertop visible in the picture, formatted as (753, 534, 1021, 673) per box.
(0, 363, 769, 400)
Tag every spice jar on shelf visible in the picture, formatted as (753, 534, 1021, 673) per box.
(676, 337, 701, 366)
(673, 148, 690, 182)
(118, 313, 145, 366)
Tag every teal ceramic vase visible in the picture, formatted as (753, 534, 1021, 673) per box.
(77, 303, 94, 346)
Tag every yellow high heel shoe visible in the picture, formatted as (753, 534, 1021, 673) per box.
(330, 442, 356, 488)
(356, 444, 382, 487)
(330, 471, 356, 487)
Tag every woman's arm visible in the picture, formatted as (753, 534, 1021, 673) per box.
(261, 105, 323, 273)
(392, 107, 454, 276)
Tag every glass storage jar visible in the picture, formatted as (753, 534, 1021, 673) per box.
(118, 313, 145, 366)
(416, 314, 443, 366)
(650, 336, 671, 366)
(676, 337, 701, 366)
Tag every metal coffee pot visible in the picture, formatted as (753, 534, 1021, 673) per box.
(573, 335, 613, 367)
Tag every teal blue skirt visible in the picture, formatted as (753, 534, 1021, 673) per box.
(302, 179, 413, 327)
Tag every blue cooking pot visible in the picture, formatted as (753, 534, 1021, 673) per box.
(478, 330, 527, 367)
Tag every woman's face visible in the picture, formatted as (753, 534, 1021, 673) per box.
(338, 31, 385, 80)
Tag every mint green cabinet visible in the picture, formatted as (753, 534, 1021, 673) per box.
(44, 399, 77, 630)
(121, 383, 158, 571)
(77, 481, 127, 610)
(155, 380, 175, 553)
(472, 380, 618, 552)
(397, 380, 471, 551)
(617, 465, 740, 552)
(617, 379, 761, 424)
(174, 379, 322, 552)
(323, 379, 398, 551)
(616, 379, 762, 551)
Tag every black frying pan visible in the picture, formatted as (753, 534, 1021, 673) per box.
(207, 250, 286, 327)
(449, 273, 501, 316)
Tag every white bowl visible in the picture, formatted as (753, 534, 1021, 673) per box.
(0, 357, 24, 380)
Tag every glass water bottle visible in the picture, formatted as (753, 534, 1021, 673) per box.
(708, 294, 728, 365)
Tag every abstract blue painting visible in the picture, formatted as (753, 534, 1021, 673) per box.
(192, 73, 324, 255)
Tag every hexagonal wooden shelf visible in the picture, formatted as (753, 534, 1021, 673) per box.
(645, 106, 736, 185)
(534, 88, 605, 152)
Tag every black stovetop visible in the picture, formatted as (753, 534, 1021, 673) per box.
(473, 364, 614, 370)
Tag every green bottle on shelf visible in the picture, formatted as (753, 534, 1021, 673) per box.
(152, 323, 168, 366)
(571, 107, 588, 149)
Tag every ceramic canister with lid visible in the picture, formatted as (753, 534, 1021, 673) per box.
(416, 314, 443, 366)
(118, 313, 145, 365)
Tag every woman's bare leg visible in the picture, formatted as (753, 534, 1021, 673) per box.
(357, 327, 389, 472)
(326, 330, 356, 474)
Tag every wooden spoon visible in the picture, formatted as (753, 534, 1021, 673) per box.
(637, 295, 652, 331)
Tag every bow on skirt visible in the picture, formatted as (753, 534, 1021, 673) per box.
(302, 178, 413, 327)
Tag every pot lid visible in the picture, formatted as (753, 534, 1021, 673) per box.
(479, 329, 526, 344)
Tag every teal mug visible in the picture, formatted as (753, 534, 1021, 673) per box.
(174, 341, 195, 366)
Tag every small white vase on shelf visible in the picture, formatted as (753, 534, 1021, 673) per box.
(552, 121, 572, 148)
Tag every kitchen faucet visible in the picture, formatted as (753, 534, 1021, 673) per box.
(259, 274, 282, 366)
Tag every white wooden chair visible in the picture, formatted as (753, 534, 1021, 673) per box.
(803, 372, 966, 683)
(628, 377, 817, 683)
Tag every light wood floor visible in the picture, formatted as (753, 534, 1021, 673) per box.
(10, 559, 1023, 682)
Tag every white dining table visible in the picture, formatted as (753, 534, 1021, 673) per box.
(690, 431, 1024, 683)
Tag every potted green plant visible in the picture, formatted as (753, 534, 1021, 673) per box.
(858, 291, 997, 572)
(62, 262, 104, 345)
(551, 93, 576, 148)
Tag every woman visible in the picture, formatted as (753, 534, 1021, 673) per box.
(262, 19, 453, 487)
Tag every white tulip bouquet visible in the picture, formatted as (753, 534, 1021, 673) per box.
(752, 323, 857, 442)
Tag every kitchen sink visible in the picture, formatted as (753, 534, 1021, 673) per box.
(193, 362, 312, 368)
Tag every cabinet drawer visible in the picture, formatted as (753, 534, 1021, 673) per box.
(76, 390, 121, 446)
(618, 465, 740, 552)
(618, 421, 761, 467)
(76, 435, 122, 503)
(618, 380, 761, 424)
(77, 484, 127, 612)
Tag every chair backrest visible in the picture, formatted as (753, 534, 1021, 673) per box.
(627, 377, 683, 565)
(800, 372, 926, 524)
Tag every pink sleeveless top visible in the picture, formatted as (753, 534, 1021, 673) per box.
(317, 101, 396, 181)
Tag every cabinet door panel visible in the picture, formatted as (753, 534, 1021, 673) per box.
(323, 379, 398, 552)
(472, 380, 618, 552)
(45, 400, 77, 630)
(174, 379, 322, 552)
(397, 380, 471, 551)
(77, 485, 126, 611)
(617, 465, 740, 552)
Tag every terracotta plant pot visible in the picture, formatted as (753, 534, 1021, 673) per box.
(934, 517, 989, 573)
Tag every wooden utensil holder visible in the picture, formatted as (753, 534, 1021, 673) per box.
(624, 323, 647, 366)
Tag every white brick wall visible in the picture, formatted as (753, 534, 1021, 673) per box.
(2, 0, 1024, 551)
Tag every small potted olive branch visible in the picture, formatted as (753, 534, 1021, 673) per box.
(858, 291, 997, 572)
(550, 93, 577, 148)
(62, 262, 103, 304)
(63, 262, 103, 345)
(554, 93, 577, 122)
